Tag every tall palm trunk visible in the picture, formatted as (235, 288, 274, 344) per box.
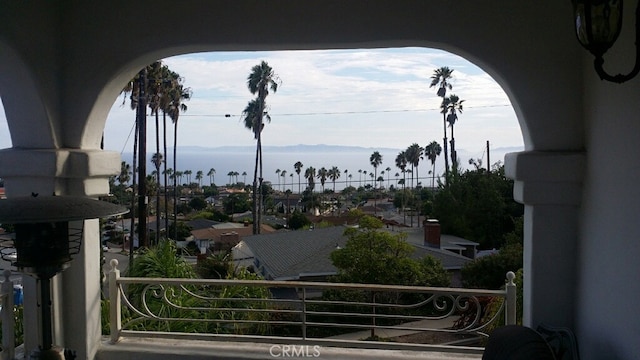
(450, 125, 456, 171)
(258, 133, 263, 233)
(137, 70, 148, 248)
(155, 111, 161, 245)
(173, 115, 178, 242)
(443, 111, 449, 176)
(163, 113, 169, 234)
(402, 171, 406, 225)
(252, 135, 259, 234)
(129, 117, 138, 263)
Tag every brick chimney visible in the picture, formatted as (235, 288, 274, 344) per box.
(423, 219, 441, 248)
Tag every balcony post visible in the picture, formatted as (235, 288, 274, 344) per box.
(505, 271, 516, 325)
(109, 259, 121, 344)
(1, 270, 15, 360)
(301, 287, 307, 340)
(505, 151, 584, 329)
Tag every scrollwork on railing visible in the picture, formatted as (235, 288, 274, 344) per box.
(110, 266, 516, 348)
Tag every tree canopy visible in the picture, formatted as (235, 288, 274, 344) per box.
(431, 164, 523, 249)
(330, 216, 449, 287)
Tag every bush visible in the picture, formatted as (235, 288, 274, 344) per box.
(288, 210, 311, 230)
(461, 242, 523, 290)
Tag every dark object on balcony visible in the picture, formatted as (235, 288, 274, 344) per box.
(537, 323, 581, 360)
(482, 325, 555, 360)
(0, 195, 127, 360)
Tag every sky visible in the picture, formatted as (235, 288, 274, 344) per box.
(0, 47, 523, 173)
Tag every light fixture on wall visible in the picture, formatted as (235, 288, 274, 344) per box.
(0, 195, 127, 360)
(572, 0, 640, 83)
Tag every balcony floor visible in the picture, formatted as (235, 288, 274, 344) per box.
(97, 337, 483, 360)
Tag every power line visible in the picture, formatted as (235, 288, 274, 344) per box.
(176, 104, 511, 118)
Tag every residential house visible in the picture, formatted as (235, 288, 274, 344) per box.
(191, 222, 276, 253)
(233, 225, 473, 285)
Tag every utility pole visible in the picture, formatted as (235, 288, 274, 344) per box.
(486, 140, 490, 173)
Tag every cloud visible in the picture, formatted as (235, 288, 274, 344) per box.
(1, 48, 523, 153)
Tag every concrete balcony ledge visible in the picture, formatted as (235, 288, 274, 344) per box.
(96, 337, 482, 360)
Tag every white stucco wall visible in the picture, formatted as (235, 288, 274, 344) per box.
(578, 58, 640, 360)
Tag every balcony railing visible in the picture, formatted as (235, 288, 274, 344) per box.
(108, 259, 516, 353)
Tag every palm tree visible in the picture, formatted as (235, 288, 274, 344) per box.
(284, 189, 293, 222)
(317, 167, 328, 193)
(441, 94, 465, 171)
(167, 79, 191, 242)
(196, 170, 204, 188)
(146, 62, 165, 203)
(363, 171, 368, 187)
(246, 61, 279, 235)
(405, 143, 424, 188)
(343, 169, 349, 187)
(162, 167, 173, 180)
(385, 166, 391, 189)
(242, 99, 266, 231)
(304, 166, 316, 191)
(424, 141, 442, 188)
(294, 161, 303, 194)
(227, 171, 234, 185)
(369, 151, 383, 214)
(242, 171, 247, 184)
(329, 166, 341, 192)
(348, 173, 352, 187)
(280, 170, 287, 191)
(151, 152, 164, 244)
(303, 166, 317, 213)
(275, 169, 281, 191)
(184, 170, 192, 184)
(369, 151, 383, 188)
(430, 66, 454, 176)
(289, 173, 294, 190)
(121, 64, 152, 248)
(207, 168, 216, 185)
(358, 169, 363, 187)
(151, 153, 163, 177)
(118, 161, 131, 186)
(396, 151, 408, 225)
(158, 66, 183, 238)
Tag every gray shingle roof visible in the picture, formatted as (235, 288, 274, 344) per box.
(241, 226, 347, 280)
(241, 225, 472, 280)
(410, 244, 472, 270)
(186, 219, 220, 230)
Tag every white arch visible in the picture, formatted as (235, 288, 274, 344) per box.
(0, 39, 59, 149)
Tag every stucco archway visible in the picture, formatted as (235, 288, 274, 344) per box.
(0, 1, 594, 358)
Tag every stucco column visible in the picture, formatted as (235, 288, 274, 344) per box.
(0, 148, 120, 359)
(505, 150, 585, 329)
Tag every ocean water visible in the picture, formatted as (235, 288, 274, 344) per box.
(120, 145, 521, 191)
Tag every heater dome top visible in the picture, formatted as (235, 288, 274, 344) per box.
(0, 195, 128, 224)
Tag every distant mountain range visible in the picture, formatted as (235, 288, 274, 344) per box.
(177, 144, 524, 154)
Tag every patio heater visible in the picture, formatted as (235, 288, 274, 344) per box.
(0, 195, 128, 360)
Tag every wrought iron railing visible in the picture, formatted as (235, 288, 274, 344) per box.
(108, 259, 516, 352)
